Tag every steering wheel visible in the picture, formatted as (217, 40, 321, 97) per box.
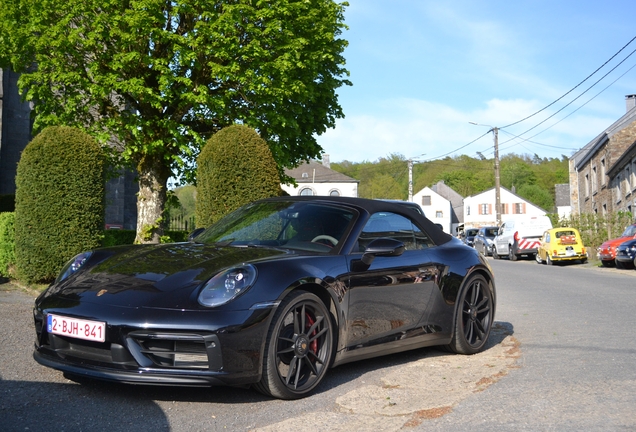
(311, 235, 338, 246)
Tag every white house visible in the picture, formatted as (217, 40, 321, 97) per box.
(463, 186, 547, 228)
(412, 186, 452, 233)
(282, 157, 359, 197)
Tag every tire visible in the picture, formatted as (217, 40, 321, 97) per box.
(601, 260, 614, 268)
(535, 251, 543, 264)
(546, 255, 553, 266)
(254, 291, 334, 399)
(445, 274, 494, 355)
(509, 244, 518, 261)
(615, 260, 624, 269)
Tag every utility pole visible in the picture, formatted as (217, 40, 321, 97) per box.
(469, 122, 502, 225)
(408, 159, 414, 201)
(493, 127, 501, 225)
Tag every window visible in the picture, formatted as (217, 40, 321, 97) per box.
(302, 172, 309, 178)
(626, 166, 632, 194)
(514, 203, 526, 214)
(615, 175, 622, 202)
(585, 173, 590, 197)
(601, 158, 606, 185)
(329, 189, 341, 196)
(435, 211, 443, 218)
(466, 206, 470, 216)
(602, 203, 607, 215)
(299, 187, 314, 196)
(501, 203, 508, 215)
(358, 212, 434, 251)
(479, 204, 491, 215)
(592, 166, 597, 194)
(421, 195, 431, 206)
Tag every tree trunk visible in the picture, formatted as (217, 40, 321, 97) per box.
(135, 156, 170, 244)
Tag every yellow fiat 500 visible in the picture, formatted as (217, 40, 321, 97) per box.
(536, 228, 587, 265)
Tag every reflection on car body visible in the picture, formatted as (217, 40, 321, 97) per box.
(33, 196, 496, 400)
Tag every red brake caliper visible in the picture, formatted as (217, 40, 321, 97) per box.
(306, 313, 318, 354)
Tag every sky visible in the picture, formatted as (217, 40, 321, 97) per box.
(315, 0, 636, 165)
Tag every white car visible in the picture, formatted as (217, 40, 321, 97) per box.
(493, 216, 553, 261)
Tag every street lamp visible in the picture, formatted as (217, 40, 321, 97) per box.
(469, 122, 502, 225)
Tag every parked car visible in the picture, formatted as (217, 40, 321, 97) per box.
(461, 228, 479, 247)
(614, 238, 636, 269)
(597, 224, 636, 267)
(535, 227, 587, 265)
(493, 215, 553, 261)
(33, 196, 496, 400)
(474, 226, 499, 256)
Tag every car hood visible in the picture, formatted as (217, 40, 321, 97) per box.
(600, 236, 635, 249)
(41, 243, 291, 309)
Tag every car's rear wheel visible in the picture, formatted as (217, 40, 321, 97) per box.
(546, 255, 553, 265)
(509, 244, 518, 261)
(445, 274, 494, 355)
(255, 291, 333, 399)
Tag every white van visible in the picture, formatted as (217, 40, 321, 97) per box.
(493, 216, 553, 261)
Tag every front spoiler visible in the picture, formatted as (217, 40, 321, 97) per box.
(33, 349, 251, 387)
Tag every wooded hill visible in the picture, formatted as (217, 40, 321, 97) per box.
(331, 153, 570, 212)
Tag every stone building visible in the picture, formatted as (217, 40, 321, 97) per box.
(0, 68, 138, 228)
(570, 95, 636, 217)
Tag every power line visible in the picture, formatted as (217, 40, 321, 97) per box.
(500, 35, 636, 129)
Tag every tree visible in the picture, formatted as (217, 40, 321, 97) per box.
(0, 0, 350, 243)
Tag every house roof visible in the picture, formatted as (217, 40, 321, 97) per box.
(555, 184, 570, 207)
(284, 160, 359, 183)
(571, 104, 636, 170)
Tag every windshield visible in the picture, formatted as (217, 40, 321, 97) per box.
(622, 224, 636, 237)
(195, 200, 357, 252)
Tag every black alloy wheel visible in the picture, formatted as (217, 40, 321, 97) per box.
(255, 291, 333, 399)
(446, 274, 494, 355)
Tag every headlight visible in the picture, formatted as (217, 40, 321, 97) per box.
(56, 251, 93, 283)
(198, 264, 257, 307)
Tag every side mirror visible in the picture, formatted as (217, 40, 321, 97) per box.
(361, 238, 405, 265)
(188, 227, 205, 241)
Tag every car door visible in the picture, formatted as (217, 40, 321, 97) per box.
(343, 211, 439, 355)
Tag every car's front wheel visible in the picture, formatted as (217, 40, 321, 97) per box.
(446, 274, 494, 355)
(536, 251, 543, 264)
(255, 291, 334, 399)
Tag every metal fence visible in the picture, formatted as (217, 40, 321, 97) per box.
(166, 214, 196, 232)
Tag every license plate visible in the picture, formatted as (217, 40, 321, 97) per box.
(47, 314, 106, 342)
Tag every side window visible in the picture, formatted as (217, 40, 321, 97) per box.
(357, 212, 434, 251)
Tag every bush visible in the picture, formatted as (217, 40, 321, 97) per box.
(196, 125, 281, 227)
(0, 212, 16, 278)
(552, 211, 634, 254)
(15, 126, 105, 283)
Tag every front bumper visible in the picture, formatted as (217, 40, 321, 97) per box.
(33, 301, 274, 387)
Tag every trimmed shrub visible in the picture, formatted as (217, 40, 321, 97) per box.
(196, 125, 281, 227)
(0, 212, 16, 278)
(15, 126, 105, 283)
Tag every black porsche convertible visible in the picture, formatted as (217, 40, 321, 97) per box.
(33, 196, 496, 399)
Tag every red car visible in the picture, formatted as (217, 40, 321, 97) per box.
(597, 224, 636, 267)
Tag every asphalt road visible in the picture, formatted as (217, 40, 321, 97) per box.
(1, 259, 634, 431)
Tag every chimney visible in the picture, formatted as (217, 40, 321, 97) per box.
(322, 154, 331, 169)
(626, 94, 636, 112)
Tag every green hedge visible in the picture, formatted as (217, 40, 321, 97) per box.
(15, 126, 105, 283)
(0, 212, 16, 278)
(196, 125, 282, 227)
